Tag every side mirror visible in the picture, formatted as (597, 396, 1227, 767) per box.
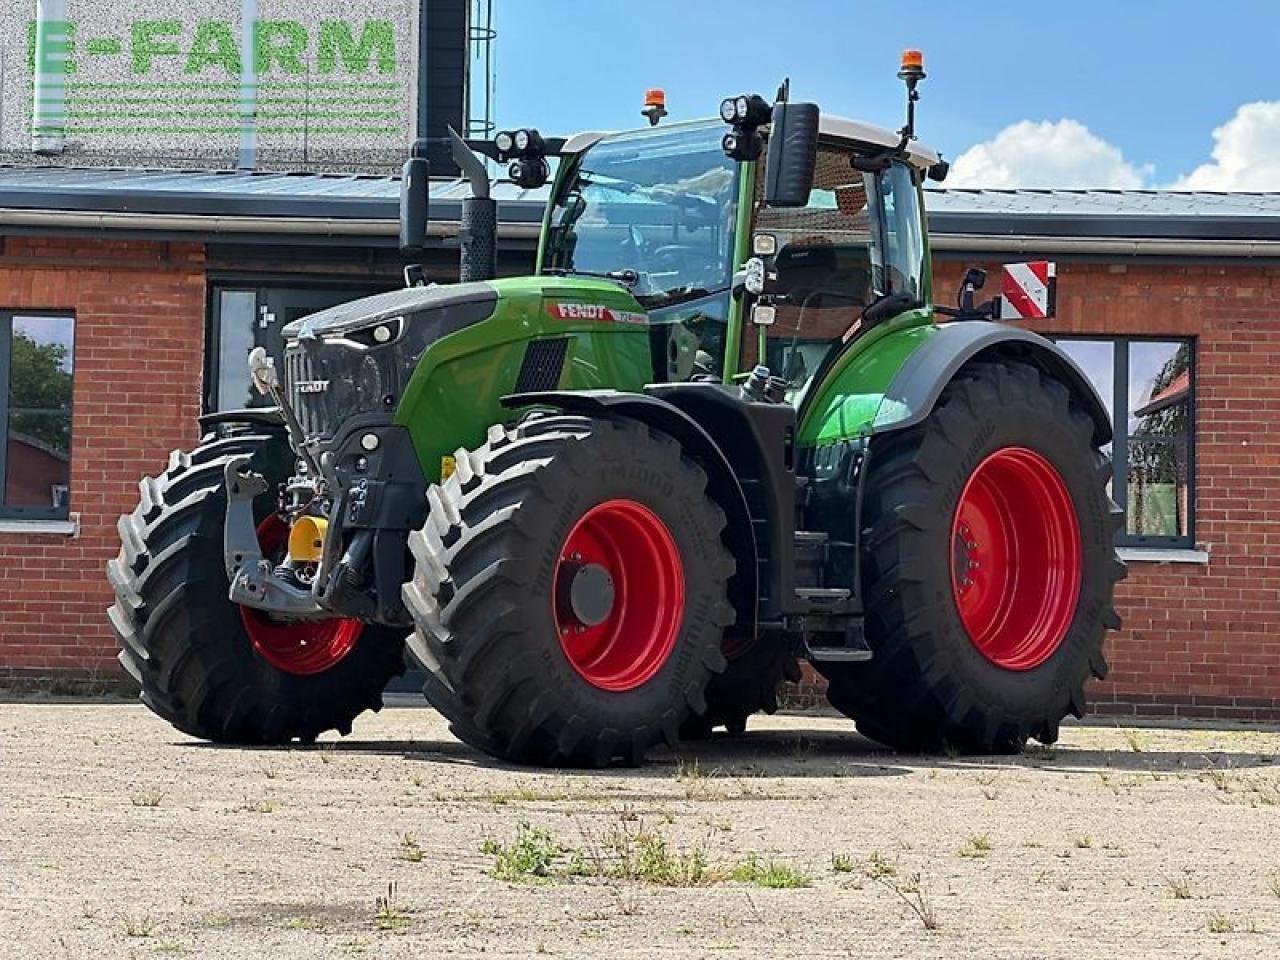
(399, 141, 430, 257)
(764, 101, 819, 208)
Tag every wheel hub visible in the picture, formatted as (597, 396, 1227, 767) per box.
(552, 499, 685, 692)
(557, 560, 616, 628)
(950, 447, 1082, 672)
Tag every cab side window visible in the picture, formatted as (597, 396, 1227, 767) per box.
(880, 161, 926, 302)
(753, 148, 880, 392)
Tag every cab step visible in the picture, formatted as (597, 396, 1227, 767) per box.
(804, 618, 873, 663)
(794, 586, 850, 605)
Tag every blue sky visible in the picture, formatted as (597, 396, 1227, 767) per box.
(486, 0, 1280, 190)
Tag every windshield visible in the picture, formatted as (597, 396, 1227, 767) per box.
(542, 123, 739, 309)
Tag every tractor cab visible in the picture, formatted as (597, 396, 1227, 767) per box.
(536, 114, 943, 397)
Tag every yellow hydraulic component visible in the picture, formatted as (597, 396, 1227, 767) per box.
(440, 454, 457, 481)
(287, 515, 328, 563)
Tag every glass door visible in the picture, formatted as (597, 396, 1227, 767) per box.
(208, 284, 385, 412)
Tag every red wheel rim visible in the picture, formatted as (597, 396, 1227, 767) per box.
(950, 447, 1082, 671)
(238, 514, 364, 676)
(553, 499, 685, 692)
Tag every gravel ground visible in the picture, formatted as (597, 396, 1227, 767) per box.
(2, 701, 1279, 960)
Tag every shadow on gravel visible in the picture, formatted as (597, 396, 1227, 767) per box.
(180, 721, 1277, 780)
(185, 724, 916, 779)
(933, 746, 1280, 776)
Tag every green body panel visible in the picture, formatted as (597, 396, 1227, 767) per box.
(393, 275, 655, 482)
(794, 308, 939, 447)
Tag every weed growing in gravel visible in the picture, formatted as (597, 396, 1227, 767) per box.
(1123, 729, 1147, 752)
(958, 834, 993, 859)
(974, 771, 1000, 801)
(282, 916, 326, 931)
(675, 757, 704, 782)
(235, 797, 278, 814)
(123, 915, 157, 938)
(130, 791, 164, 808)
(1204, 767, 1235, 793)
(1269, 873, 1280, 899)
(155, 942, 186, 955)
(398, 833, 424, 863)
(200, 915, 231, 929)
(1024, 744, 1057, 763)
(481, 823, 561, 881)
(1075, 835, 1094, 849)
(830, 853, 856, 873)
(1167, 873, 1194, 900)
(871, 871, 939, 932)
(374, 882, 410, 931)
(614, 830, 712, 886)
(1207, 913, 1234, 934)
(729, 854, 810, 889)
(865, 851, 897, 879)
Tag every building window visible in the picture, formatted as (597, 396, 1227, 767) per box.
(1055, 337, 1194, 548)
(0, 313, 75, 520)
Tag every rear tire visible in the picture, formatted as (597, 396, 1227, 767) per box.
(107, 430, 407, 744)
(403, 415, 735, 767)
(819, 359, 1124, 753)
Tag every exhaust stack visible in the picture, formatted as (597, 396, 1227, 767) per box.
(447, 126, 497, 283)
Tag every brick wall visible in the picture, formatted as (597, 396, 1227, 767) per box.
(931, 259, 1280, 723)
(2, 240, 1277, 724)
(0, 237, 205, 687)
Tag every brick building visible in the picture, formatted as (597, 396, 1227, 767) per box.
(0, 177, 1276, 722)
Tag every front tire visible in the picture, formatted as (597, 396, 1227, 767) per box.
(820, 359, 1125, 753)
(107, 430, 407, 744)
(403, 416, 735, 767)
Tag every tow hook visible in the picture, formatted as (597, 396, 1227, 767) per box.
(223, 456, 327, 618)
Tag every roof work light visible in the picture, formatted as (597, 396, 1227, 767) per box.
(642, 88, 668, 125)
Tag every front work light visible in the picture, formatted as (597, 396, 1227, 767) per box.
(720, 91, 771, 162)
(720, 93, 771, 128)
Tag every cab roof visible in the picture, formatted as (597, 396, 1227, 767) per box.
(560, 116, 941, 171)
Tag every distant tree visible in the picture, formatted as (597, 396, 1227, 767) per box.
(8, 331, 72, 453)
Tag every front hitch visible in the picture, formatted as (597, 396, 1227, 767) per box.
(223, 456, 328, 619)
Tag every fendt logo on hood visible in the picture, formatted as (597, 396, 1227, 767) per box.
(546, 302, 646, 325)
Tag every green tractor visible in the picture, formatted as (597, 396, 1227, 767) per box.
(108, 57, 1123, 766)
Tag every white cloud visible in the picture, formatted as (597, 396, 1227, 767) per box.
(1169, 102, 1280, 190)
(946, 119, 1152, 189)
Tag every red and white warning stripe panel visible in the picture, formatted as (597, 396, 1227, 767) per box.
(999, 261, 1057, 320)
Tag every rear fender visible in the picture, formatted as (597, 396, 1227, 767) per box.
(501, 388, 768, 639)
(875, 322, 1111, 446)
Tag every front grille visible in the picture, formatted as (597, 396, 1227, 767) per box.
(284, 346, 332, 438)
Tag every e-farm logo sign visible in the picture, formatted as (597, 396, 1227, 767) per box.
(29, 19, 404, 140)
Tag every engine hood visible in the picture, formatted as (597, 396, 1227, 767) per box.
(282, 281, 499, 340)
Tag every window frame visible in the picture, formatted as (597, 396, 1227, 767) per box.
(0, 309, 77, 521)
(1054, 334, 1196, 549)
